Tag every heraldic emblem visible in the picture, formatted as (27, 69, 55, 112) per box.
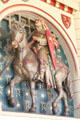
(61, 14, 71, 29)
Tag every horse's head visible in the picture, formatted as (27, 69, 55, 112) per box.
(11, 22, 25, 49)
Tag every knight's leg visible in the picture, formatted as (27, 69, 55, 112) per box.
(30, 81, 36, 112)
(39, 63, 45, 82)
(33, 61, 45, 82)
(9, 75, 23, 107)
(63, 91, 69, 116)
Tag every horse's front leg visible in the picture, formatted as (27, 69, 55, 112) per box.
(30, 81, 36, 112)
(8, 75, 23, 107)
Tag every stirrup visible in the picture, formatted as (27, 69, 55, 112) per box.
(33, 72, 44, 83)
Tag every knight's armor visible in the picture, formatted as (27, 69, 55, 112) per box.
(32, 31, 52, 87)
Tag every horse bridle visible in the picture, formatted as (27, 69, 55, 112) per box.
(14, 30, 35, 50)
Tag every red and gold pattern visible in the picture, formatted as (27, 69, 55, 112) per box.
(41, 0, 74, 14)
(61, 14, 71, 29)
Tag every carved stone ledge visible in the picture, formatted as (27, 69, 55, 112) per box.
(0, 111, 79, 120)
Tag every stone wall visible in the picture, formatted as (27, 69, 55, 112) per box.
(73, 11, 80, 118)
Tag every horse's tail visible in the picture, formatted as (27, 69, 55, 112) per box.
(64, 71, 72, 99)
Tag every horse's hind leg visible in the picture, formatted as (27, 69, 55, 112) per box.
(53, 88, 69, 116)
(52, 88, 63, 114)
(9, 75, 23, 107)
(52, 75, 69, 116)
(53, 72, 63, 112)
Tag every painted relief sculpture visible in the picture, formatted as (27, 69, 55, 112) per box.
(0, 16, 72, 116)
(4, 18, 71, 116)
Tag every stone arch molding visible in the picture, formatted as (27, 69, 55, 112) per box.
(0, 1, 79, 78)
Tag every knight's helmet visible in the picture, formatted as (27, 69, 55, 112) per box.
(34, 18, 49, 31)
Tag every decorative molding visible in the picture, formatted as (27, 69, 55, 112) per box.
(41, 0, 77, 14)
(0, 0, 77, 14)
(1, 0, 10, 3)
(0, 111, 79, 120)
(22, 0, 29, 2)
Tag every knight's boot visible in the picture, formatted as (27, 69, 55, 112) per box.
(33, 72, 39, 81)
(38, 74, 44, 83)
(33, 72, 44, 83)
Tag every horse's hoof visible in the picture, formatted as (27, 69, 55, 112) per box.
(8, 97, 16, 107)
(30, 107, 36, 113)
(52, 103, 57, 114)
(64, 112, 69, 116)
(64, 107, 69, 116)
(52, 106, 57, 114)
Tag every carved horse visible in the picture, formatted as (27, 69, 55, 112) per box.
(8, 21, 72, 116)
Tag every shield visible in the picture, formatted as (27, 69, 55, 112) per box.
(1, 0, 9, 3)
(46, 30, 56, 70)
(61, 14, 71, 29)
